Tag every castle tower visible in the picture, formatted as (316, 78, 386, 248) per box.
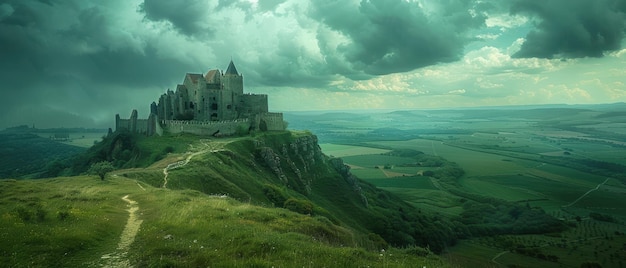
(221, 60, 243, 120)
(223, 60, 243, 93)
(130, 109, 138, 133)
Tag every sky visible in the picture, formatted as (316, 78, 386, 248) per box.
(1, 0, 625, 129)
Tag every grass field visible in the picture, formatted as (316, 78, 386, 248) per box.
(0, 175, 446, 267)
(291, 105, 626, 267)
(320, 143, 465, 217)
(319, 143, 390, 157)
(322, 130, 626, 267)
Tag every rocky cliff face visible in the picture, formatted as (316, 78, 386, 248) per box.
(252, 133, 369, 206)
(254, 134, 325, 195)
(329, 157, 368, 207)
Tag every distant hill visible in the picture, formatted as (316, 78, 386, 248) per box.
(0, 130, 85, 178)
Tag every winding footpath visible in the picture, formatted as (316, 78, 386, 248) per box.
(99, 195, 143, 267)
(162, 140, 228, 188)
(562, 177, 611, 208)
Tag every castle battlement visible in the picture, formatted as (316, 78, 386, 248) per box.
(162, 118, 249, 126)
(116, 60, 284, 136)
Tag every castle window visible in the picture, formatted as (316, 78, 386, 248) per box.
(211, 103, 218, 110)
(227, 105, 232, 110)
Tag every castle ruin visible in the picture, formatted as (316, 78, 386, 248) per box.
(116, 60, 284, 136)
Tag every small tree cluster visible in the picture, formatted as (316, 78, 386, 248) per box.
(88, 161, 115, 180)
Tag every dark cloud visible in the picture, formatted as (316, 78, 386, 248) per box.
(0, 0, 197, 128)
(258, 0, 287, 12)
(140, 0, 214, 37)
(310, 0, 486, 76)
(511, 0, 626, 58)
(1, 0, 623, 128)
(249, 37, 336, 88)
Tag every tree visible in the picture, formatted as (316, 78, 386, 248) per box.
(88, 161, 115, 180)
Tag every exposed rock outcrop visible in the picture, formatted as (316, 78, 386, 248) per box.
(329, 157, 369, 208)
(255, 134, 325, 195)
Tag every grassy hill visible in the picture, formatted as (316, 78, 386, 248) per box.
(0, 176, 445, 267)
(0, 131, 452, 267)
(0, 131, 85, 178)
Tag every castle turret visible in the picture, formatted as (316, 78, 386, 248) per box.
(223, 60, 243, 95)
(225, 60, 238, 75)
(150, 101, 158, 115)
(130, 109, 138, 133)
(221, 60, 243, 121)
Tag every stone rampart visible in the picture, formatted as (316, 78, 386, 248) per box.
(162, 119, 249, 136)
(261, 112, 285, 131)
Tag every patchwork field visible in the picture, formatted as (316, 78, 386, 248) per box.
(311, 105, 626, 267)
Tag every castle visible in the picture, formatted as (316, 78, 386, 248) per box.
(115, 60, 284, 136)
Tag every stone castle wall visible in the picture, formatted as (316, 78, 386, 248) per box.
(115, 111, 156, 136)
(162, 119, 249, 136)
(260, 112, 285, 131)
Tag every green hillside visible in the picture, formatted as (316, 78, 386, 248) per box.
(0, 131, 451, 267)
(0, 131, 85, 178)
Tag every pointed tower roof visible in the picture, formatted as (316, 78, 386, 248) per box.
(225, 60, 239, 75)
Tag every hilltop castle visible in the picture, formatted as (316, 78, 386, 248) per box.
(115, 60, 284, 136)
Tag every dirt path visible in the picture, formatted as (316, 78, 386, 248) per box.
(562, 177, 611, 208)
(99, 195, 143, 267)
(491, 250, 508, 265)
(162, 140, 228, 188)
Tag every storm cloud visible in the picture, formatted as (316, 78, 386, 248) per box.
(310, 0, 487, 76)
(0, 0, 195, 128)
(511, 0, 626, 58)
(0, 0, 624, 128)
(140, 0, 214, 37)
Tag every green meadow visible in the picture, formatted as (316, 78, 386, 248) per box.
(0, 175, 445, 267)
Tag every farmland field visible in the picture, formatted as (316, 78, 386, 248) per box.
(307, 104, 626, 267)
(319, 144, 390, 157)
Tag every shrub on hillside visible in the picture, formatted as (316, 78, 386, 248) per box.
(283, 198, 313, 215)
(262, 184, 287, 207)
(88, 161, 115, 180)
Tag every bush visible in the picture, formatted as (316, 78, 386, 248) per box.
(88, 161, 115, 180)
(368, 233, 388, 250)
(57, 211, 70, 221)
(262, 185, 287, 207)
(283, 198, 313, 215)
(35, 206, 46, 222)
(163, 146, 175, 154)
(15, 207, 31, 222)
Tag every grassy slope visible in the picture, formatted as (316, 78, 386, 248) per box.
(0, 176, 444, 267)
(1, 131, 451, 267)
(131, 131, 459, 251)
